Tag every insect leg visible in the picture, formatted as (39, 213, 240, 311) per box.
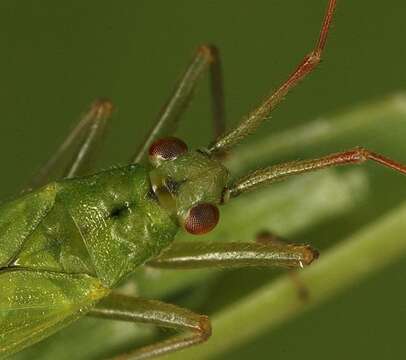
(147, 241, 318, 270)
(209, 0, 337, 154)
(226, 147, 406, 198)
(30, 99, 113, 189)
(88, 292, 211, 360)
(132, 45, 225, 163)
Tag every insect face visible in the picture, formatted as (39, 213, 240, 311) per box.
(148, 137, 228, 234)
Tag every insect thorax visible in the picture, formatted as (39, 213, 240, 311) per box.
(11, 165, 178, 288)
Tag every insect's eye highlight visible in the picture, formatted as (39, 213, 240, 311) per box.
(184, 203, 219, 235)
(149, 137, 188, 166)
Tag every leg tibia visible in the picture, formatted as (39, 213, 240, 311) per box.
(89, 293, 211, 360)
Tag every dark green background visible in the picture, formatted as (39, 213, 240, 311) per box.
(1, 1, 406, 359)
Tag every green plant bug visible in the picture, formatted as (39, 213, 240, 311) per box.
(2, 1, 406, 359)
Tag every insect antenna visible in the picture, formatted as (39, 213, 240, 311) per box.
(222, 149, 406, 203)
(208, 0, 337, 156)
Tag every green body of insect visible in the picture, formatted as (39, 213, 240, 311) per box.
(0, 151, 228, 357)
(2, 1, 406, 359)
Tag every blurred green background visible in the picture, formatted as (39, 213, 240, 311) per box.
(1, 1, 406, 359)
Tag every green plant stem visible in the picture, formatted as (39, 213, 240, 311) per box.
(163, 200, 406, 360)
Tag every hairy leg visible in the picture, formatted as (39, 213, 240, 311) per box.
(30, 99, 113, 188)
(88, 293, 210, 360)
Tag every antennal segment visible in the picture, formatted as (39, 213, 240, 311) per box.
(209, 0, 337, 155)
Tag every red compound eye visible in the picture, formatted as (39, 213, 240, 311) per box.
(149, 137, 188, 164)
(184, 203, 220, 235)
